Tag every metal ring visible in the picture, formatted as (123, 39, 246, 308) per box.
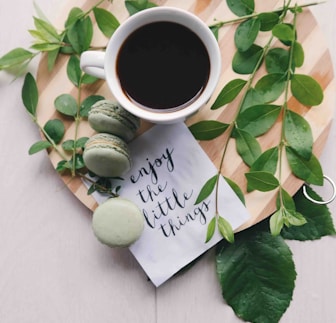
(303, 175, 336, 205)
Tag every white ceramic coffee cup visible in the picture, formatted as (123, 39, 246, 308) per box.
(80, 7, 221, 124)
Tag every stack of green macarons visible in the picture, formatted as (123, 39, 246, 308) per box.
(83, 100, 140, 178)
(83, 100, 144, 248)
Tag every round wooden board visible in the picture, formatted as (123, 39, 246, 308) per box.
(36, 0, 335, 231)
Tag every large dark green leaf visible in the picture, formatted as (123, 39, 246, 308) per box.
(282, 186, 336, 240)
(255, 73, 286, 103)
(43, 119, 65, 144)
(93, 7, 120, 38)
(245, 171, 279, 192)
(67, 16, 93, 54)
(258, 12, 279, 31)
(250, 147, 279, 174)
(265, 48, 290, 74)
(240, 88, 265, 112)
(235, 128, 261, 166)
(216, 221, 296, 323)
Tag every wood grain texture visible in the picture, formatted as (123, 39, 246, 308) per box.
(36, 0, 335, 231)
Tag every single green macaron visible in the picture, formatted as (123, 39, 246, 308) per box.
(92, 197, 144, 247)
(83, 133, 131, 177)
(88, 100, 141, 142)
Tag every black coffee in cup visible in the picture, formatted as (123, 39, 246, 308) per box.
(116, 21, 210, 111)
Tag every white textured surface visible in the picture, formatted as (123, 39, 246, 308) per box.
(0, 1, 335, 322)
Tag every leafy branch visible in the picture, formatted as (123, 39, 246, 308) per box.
(190, 0, 325, 242)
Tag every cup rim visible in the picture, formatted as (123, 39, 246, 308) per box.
(104, 7, 222, 123)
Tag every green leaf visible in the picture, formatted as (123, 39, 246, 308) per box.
(81, 73, 99, 85)
(237, 104, 281, 137)
(281, 186, 336, 240)
(22, 73, 38, 117)
(67, 55, 82, 87)
(258, 12, 279, 31)
(0, 48, 34, 70)
(216, 222, 296, 323)
(54, 94, 78, 117)
(269, 209, 284, 236)
(291, 74, 323, 106)
(211, 79, 247, 110)
(205, 216, 216, 243)
(30, 43, 61, 52)
(62, 140, 75, 151)
(284, 110, 313, 160)
(235, 128, 262, 166)
(43, 119, 65, 144)
(67, 16, 93, 54)
(240, 88, 265, 112)
(292, 41, 304, 67)
(209, 24, 220, 40)
(226, 0, 254, 17)
(125, 0, 157, 15)
(276, 188, 296, 211)
(224, 176, 245, 205)
(56, 159, 72, 172)
(76, 137, 89, 149)
(245, 171, 279, 192)
(28, 140, 52, 155)
(189, 120, 229, 140)
(250, 147, 279, 174)
(73, 153, 86, 170)
(272, 23, 295, 43)
(93, 7, 120, 38)
(80, 95, 105, 117)
(33, 16, 61, 43)
(285, 147, 323, 185)
(64, 7, 84, 28)
(255, 73, 286, 103)
(195, 174, 218, 205)
(232, 44, 263, 75)
(265, 47, 290, 74)
(218, 216, 234, 243)
(235, 18, 260, 52)
(284, 209, 307, 227)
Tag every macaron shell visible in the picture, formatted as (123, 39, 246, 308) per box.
(92, 198, 144, 247)
(83, 133, 131, 177)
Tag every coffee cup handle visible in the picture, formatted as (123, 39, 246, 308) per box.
(80, 51, 106, 80)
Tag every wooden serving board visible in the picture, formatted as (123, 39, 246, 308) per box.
(36, 0, 335, 231)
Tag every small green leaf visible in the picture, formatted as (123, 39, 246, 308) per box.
(195, 174, 218, 205)
(258, 12, 279, 31)
(62, 140, 75, 151)
(241, 88, 265, 112)
(0, 48, 34, 70)
(76, 137, 89, 149)
(33, 16, 61, 43)
(211, 79, 247, 110)
(272, 23, 295, 43)
(285, 147, 323, 185)
(232, 44, 264, 75)
(82, 74, 99, 85)
(284, 110, 313, 160)
(276, 188, 296, 211)
(64, 7, 84, 28)
(56, 159, 72, 172)
(216, 222, 296, 322)
(43, 119, 65, 144)
(73, 153, 86, 169)
(265, 48, 290, 74)
(28, 140, 52, 155)
(189, 120, 229, 140)
(125, 0, 157, 15)
(285, 209, 307, 227)
(205, 216, 216, 243)
(22, 73, 38, 117)
(67, 16, 93, 54)
(235, 18, 260, 52)
(218, 216, 234, 243)
(80, 95, 105, 117)
(93, 7, 120, 38)
(30, 43, 61, 52)
(250, 147, 279, 174)
(237, 104, 281, 137)
(291, 74, 323, 106)
(270, 209, 284, 236)
(67, 55, 82, 87)
(226, 0, 254, 16)
(54, 94, 78, 117)
(282, 186, 336, 240)
(224, 176, 245, 205)
(245, 171, 279, 192)
(235, 128, 262, 166)
(255, 73, 286, 103)
(292, 41, 304, 67)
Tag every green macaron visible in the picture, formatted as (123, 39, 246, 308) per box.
(88, 100, 141, 142)
(92, 197, 144, 247)
(83, 133, 131, 177)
